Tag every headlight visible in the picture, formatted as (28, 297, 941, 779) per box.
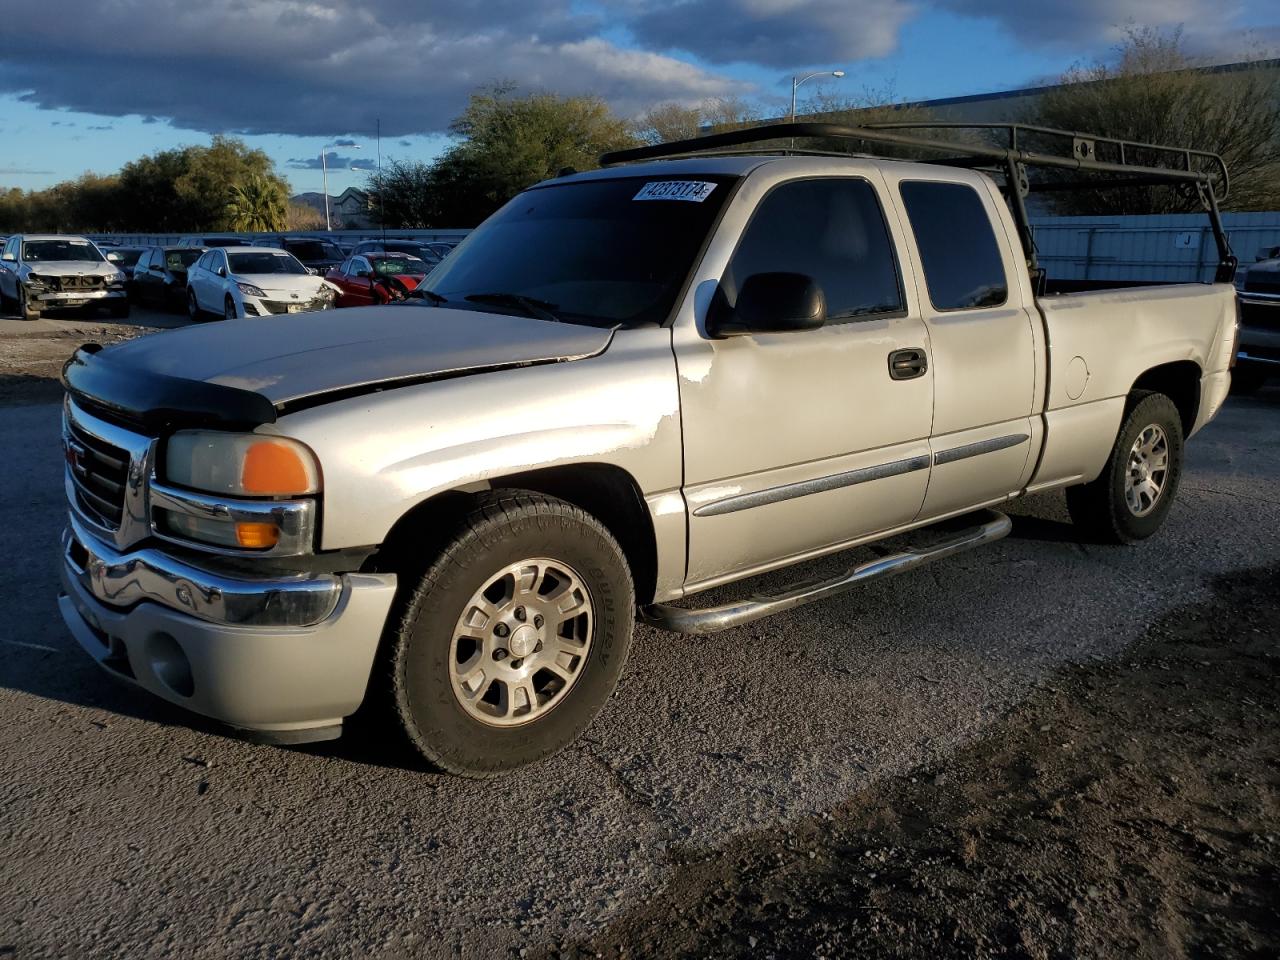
(165, 431, 321, 496)
(26, 272, 45, 286)
(237, 281, 267, 298)
(106, 270, 126, 288)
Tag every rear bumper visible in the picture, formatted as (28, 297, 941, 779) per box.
(59, 523, 397, 739)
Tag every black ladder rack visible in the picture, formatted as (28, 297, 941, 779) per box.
(599, 120, 1237, 283)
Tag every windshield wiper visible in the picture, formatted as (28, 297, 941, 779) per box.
(408, 287, 449, 304)
(464, 292, 563, 323)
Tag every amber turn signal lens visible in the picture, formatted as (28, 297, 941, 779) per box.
(241, 439, 314, 494)
(234, 522, 280, 549)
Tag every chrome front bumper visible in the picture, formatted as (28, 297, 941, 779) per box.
(59, 518, 397, 738)
(63, 513, 340, 627)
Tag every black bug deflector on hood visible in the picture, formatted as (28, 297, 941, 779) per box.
(62, 306, 616, 429)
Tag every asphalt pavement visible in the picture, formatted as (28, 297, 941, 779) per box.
(1, 381, 1277, 959)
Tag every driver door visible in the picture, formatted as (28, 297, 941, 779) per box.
(674, 170, 935, 590)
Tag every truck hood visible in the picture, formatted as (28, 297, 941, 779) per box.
(86, 304, 615, 413)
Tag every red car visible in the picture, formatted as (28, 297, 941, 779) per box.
(325, 253, 430, 307)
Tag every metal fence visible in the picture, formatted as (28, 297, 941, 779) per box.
(85, 228, 472, 247)
(1030, 212, 1280, 283)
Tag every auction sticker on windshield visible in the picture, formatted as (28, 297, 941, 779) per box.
(633, 181, 718, 202)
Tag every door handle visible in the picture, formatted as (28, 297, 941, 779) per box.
(888, 348, 928, 380)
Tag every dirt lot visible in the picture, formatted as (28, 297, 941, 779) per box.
(0, 307, 180, 405)
(559, 565, 1280, 959)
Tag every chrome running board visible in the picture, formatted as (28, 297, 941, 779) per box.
(639, 509, 1012, 635)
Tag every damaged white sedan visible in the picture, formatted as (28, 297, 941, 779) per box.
(186, 246, 337, 321)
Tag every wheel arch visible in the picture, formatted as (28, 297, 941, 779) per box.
(1129, 360, 1201, 436)
(369, 462, 661, 604)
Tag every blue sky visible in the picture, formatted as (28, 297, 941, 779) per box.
(0, 0, 1276, 196)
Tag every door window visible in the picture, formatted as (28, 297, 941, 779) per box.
(899, 181, 1008, 311)
(723, 178, 904, 323)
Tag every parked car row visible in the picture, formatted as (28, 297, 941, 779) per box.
(0, 232, 458, 321)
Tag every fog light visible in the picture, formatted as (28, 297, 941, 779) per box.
(235, 522, 280, 549)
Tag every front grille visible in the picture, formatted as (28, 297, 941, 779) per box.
(52, 274, 105, 292)
(260, 300, 293, 315)
(66, 419, 129, 530)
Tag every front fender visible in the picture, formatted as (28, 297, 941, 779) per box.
(267, 326, 683, 552)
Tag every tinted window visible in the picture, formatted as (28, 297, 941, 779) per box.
(284, 239, 343, 261)
(167, 249, 202, 271)
(423, 175, 737, 327)
(899, 181, 1007, 310)
(723, 178, 903, 323)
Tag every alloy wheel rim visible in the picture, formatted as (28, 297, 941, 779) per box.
(449, 557, 593, 727)
(1125, 423, 1169, 517)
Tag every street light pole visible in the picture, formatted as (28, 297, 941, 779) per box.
(320, 143, 362, 232)
(790, 69, 847, 123)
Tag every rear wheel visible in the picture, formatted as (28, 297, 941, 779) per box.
(382, 491, 635, 777)
(1066, 391, 1184, 544)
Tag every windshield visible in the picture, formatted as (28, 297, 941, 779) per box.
(165, 249, 204, 271)
(374, 256, 427, 276)
(285, 240, 343, 261)
(23, 240, 104, 263)
(421, 175, 736, 326)
(227, 251, 308, 275)
(107, 248, 145, 266)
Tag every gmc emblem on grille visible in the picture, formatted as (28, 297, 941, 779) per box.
(65, 439, 89, 478)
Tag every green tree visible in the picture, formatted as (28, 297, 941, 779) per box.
(225, 173, 288, 232)
(1027, 28, 1280, 214)
(434, 84, 638, 225)
(366, 158, 441, 229)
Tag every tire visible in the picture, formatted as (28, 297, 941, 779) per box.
(223, 295, 238, 320)
(1065, 391, 1184, 544)
(17, 286, 39, 321)
(382, 491, 635, 777)
(187, 289, 203, 322)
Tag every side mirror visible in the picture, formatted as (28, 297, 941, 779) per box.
(216, 267, 227, 277)
(1, 253, 14, 262)
(709, 272, 826, 338)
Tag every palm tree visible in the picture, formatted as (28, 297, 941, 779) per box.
(225, 174, 288, 232)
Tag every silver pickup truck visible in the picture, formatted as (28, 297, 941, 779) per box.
(57, 123, 1240, 776)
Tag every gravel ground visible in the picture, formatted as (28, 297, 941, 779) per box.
(0, 345, 1277, 958)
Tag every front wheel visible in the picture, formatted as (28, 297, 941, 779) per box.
(382, 491, 635, 776)
(1066, 391, 1184, 544)
(187, 289, 203, 322)
(17, 286, 39, 321)
(223, 295, 238, 320)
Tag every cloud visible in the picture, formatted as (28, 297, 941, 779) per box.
(398, 139, 412, 147)
(330, 137, 359, 146)
(0, 167, 54, 175)
(0, 0, 750, 137)
(625, 0, 915, 67)
(0, 0, 1267, 142)
(287, 153, 367, 170)
(932, 0, 1250, 48)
